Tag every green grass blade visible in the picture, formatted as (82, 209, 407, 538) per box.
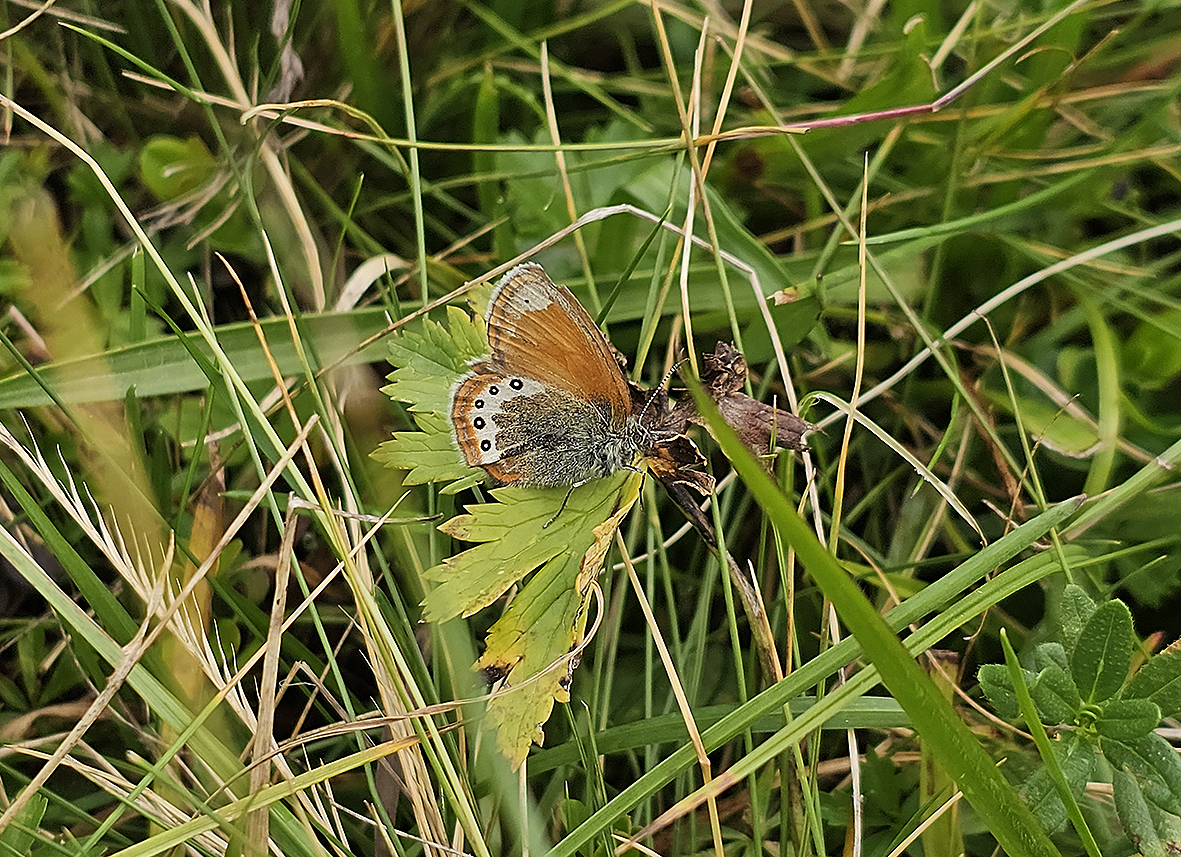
(686, 385, 1062, 857)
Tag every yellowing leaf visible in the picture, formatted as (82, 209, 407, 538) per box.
(459, 472, 642, 769)
(479, 578, 586, 767)
(379, 294, 646, 769)
(578, 485, 639, 593)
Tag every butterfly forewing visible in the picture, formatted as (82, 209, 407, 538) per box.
(484, 264, 631, 422)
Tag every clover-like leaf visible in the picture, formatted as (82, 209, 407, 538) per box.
(979, 662, 1029, 721)
(1125, 649, 1181, 719)
(1033, 641, 1069, 674)
(1019, 734, 1095, 834)
(1072, 599, 1134, 704)
(1031, 663, 1081, 726)
(1118, 765, 1181, 857)
(1057, 583, 1096, 656)
(140, 135, 217, 200)
(139, 136, 258, 255)
(1096, 699, 1162, 742)
(1113, 767, 1167, 857)
(1101, 733, 1181, 817)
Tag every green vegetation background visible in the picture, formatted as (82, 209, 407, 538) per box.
(2, 1, 1181, 856)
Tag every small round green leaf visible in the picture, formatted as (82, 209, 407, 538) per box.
(1032, 664, 1082, 725)
(1096, 698, 1163, 742)
(1125, 650, 1181, 718)
(1071, 599, 1134, 703)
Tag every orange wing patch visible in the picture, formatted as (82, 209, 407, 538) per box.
(485, 264, 630, 421)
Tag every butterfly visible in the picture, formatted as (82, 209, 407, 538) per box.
(449, 263, 814, 492)
(449, 263, 655, 488)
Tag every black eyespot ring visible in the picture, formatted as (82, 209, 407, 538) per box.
(489, 385, 499, 395)
(474, 399, 484, 409)
(510, 378, 523, 390)
(473, 417, 485, 429)
(480, 440, 492, 452)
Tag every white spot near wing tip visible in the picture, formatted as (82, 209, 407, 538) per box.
(491, 263, 557, 316)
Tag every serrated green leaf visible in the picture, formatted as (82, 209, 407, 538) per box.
(1096, 699, 1162, 741)
(424, 474, 638, 621)
(1072, 600, 1134, 703)
(383, 308, 487, 415)
(448, 302, 492, 357)
(1125, 650, 1181, 718)
(372, 415, 475, 485)
(440, 473, 484, 495)
(382, 376, 456, 416)
(427, 524, 566, 621)
(377, 308, 490, 485)
(1032, 664, 1081, 725)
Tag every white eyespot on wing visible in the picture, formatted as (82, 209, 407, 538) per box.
(450, 372, 544, 466)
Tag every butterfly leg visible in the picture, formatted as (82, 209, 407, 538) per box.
(542, 479, 593, 528)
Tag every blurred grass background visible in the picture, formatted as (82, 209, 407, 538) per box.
(1, 0, 1181, 855)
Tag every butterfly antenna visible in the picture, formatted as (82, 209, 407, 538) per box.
(638, 358, 687, 422)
